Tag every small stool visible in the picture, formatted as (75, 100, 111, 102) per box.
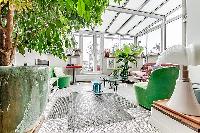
(92, 81, 102, 95)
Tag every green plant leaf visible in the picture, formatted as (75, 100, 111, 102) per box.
(77, 0, 85, 17)
(0, 0, 123, 63)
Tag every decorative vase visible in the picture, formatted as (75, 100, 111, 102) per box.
(73, 49, 81, 56)
(0, 66, 49, 133)
(104, 49, 110, 57)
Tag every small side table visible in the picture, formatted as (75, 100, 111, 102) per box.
(65, 65, 82, 84)
(103, 77, 121, 92)
(108, 79, 120, 92)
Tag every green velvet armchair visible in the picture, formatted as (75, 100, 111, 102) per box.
(50, 67, 71, 89)
(134, 67, 179, 110)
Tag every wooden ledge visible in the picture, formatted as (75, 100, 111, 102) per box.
(153, 99, 200, 132)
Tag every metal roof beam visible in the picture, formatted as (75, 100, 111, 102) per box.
(135, 4, 182, 37)
(136, 14, 182, 37)
(115, 0, 151, 33)
(77, 30, 136, 38)
(106, 6, 164, 19)
(105, 0, 129, 32)
(127, 0, 170, 35)
(165, 4, 182, 16)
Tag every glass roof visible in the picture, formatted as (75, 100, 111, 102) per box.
(118, 15, 145, 35)
(125, 0, 146, 10)
(80, 0, 182, 37)
(129, 17, 157, 35)
(141, 0, 166, 12)
(107, 13, 132, 33)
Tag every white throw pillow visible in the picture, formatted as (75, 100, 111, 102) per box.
(54, 67, 65, 77)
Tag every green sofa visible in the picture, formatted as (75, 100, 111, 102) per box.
(134, 67, 179, 110)
(50, 67, 71, 89)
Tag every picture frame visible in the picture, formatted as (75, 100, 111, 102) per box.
(107, 58, 115, 69)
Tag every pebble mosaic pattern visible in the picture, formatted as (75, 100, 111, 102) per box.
(39, 92, 160, 133)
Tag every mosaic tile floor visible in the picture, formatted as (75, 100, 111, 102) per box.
(39, 88, 160, 133)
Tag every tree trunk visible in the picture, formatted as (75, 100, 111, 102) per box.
(0, 5, 15, 66)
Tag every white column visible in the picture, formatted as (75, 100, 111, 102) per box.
(134, 36, 138, 45)
(93, 34, 97, 72)
(145, 34, 148, 63)
(182, 0, 187, 47)
(161, 17, 167, 52)
(119, 35, 122, 47)
(161, 17, 166, 52)
(79, 33, 83, 65)
(163, 17, 167, 50)
(161, 27, 163, 52)
(100, 34, 104, 73)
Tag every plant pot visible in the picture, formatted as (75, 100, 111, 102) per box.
(0, 66, 49, 133)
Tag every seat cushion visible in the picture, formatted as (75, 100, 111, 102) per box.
(134, 82, 148, 90)
(54, 67, 65, 77)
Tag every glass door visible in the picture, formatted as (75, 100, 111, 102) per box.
(82, 36, 94, 72)
(81, 34, 103, 73)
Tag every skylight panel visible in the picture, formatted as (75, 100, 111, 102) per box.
(118, 15, 145, 34)
(94, 10, 117, 32)
(141, 0, 166, 12)
(107, 13, 132, 34)
(125, 0, 146, 10)
(155, 0, 182, 15)
(129, 18, 156, 35)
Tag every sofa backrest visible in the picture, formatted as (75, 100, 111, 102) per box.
(146, 67, 179, 99)
(54, 67, 65, 77)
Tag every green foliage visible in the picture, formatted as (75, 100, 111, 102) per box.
(114, 43, 143, 80)
(0, 0, 122, 60)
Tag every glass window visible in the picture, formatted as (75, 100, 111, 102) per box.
(166, 19, 182, 48)
(147, 29, 161, 55)
(104, 38, 120, 50)
(120, 38, 134, 45)
(74, 35, 79, 48)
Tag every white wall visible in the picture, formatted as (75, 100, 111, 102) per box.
(14, 50, 48, 66)
(187, 0, 200, 45)
(188, 66, 200, 83)
(14, 50, 67, 67)
(48, 55, 67, 67)
(187, 0, 200, 83)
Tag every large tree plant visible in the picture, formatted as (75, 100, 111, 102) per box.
(0, 0, 122, 66)
(114, 43, 143, 81)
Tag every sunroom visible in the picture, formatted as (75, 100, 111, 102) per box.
(0, 0, 200, 133)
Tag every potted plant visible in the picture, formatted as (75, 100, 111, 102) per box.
(0, 0, 123, 132)
(114, 43, 143, 81)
